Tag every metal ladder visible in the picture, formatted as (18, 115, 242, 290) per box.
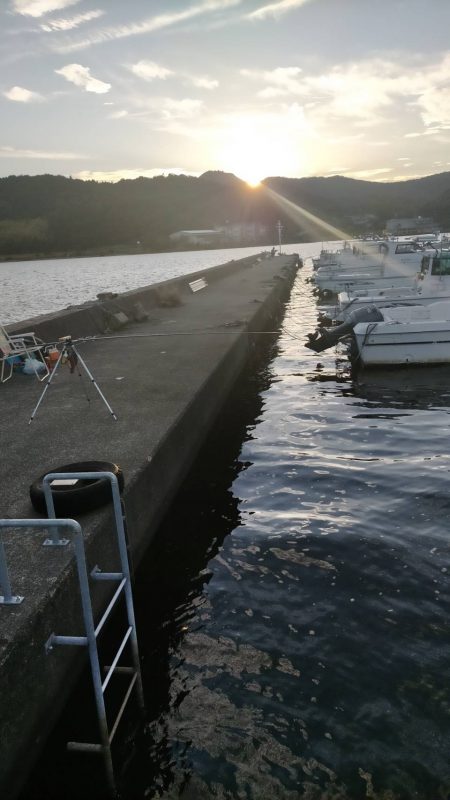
(0, 471, 144, 794)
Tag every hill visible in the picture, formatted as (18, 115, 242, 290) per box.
(0, 170, 449, 259)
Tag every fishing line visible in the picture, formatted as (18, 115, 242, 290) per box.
(70, 328, 305, 346)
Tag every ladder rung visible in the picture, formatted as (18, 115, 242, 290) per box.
(103, 666, 134, 675)
(91, 569, 123, 582)
(102, 627, 133, 693)
(94, 578, 127, 638)
(67, 741, 104, 754)
(109, 673, 138, 744)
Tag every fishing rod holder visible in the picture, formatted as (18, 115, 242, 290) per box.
(29, 335, 118, 424)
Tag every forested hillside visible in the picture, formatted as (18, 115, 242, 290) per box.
(1, 170, 450, 259)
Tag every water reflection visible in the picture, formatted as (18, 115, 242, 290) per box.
(124, 265, 450, 799)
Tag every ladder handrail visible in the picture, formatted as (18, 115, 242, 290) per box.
(0, 472, 145, 796)
(42, 471, 144, 705)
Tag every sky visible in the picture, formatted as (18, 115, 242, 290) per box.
(1, 0, 450, 185)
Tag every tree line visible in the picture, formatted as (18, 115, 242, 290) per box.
(0, 170, 449, 259)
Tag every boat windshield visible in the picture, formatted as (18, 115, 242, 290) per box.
(431, 254, 450, 275)
(395, 243, 419, 254)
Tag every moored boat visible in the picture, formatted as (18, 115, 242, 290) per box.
(352, 300, 450, 366)
(305, 299, 450, 367)
(314, 240, 429, 296)
(334, 248, 450, 321)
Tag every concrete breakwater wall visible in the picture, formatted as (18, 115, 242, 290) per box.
(8, 253, 262, 342)
(0, 252, 300, 796)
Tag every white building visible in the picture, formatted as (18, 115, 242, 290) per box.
(385, 217, 439, 236)
(169, 229, 222, 246)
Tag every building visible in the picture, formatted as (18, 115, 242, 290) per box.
(169, 229, 222, 246)
(170, 222, 269, 247)
(385, 217, 439, 236)
(217, 222, 268, 243)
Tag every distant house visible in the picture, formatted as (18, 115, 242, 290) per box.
(170, 222, 268, 247)
(385, 217, 439, 236)
(169, 229, 222, 246)
(217, 222, 268, 243)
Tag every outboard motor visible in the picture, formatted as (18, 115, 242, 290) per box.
(305, 305, 384, 353)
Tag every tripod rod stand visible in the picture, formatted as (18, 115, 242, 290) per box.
(29, 337, 118, 424)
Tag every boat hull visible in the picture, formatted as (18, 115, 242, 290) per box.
(316, 274, 417, 295)
(336, 291, 449, 322)
(354, 321, 450, 366)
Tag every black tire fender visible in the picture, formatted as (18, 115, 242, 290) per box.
(29, 460, 124, 516)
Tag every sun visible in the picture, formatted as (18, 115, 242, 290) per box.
(245, 176, 262, 188)
(215, 112, 307, 186)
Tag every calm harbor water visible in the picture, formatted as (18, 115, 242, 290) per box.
(0, 244, 316, 324)
(17, 248, 450, 799)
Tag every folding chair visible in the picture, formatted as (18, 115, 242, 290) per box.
(0, 325, 49, 382)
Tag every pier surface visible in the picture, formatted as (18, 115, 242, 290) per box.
(0, 252, 299, 795)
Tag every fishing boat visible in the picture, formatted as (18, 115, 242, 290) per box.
(314, 240, 428, 296)
(305, 298, 450, 367)
(312, 240, 359, 270)
(334, 249, 450, 322)
(352, 300, 450, 366)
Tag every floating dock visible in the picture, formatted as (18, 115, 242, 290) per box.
(0, 252, 299, 795)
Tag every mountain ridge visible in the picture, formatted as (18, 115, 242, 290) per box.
(0, 170, 448, 259)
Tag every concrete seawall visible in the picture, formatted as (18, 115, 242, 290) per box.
(0, 252, 299, 795)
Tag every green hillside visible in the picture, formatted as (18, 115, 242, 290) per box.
(0, 170, 449, 259)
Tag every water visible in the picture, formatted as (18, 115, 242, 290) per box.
(0, 244, 317, 325)
(18, 250, 450, 799)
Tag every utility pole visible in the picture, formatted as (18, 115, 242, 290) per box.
(276, 220, 283, 255)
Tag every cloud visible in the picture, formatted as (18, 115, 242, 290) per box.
(109, 110, 128, 119)
(73, 167, 200, 182)
(128, 61, 173, 81)
(190, 76, 219, 90)
(388, 172, 429, 182)
(241, 55, 450, 129)
(3, 85, 43, 102)
(404, 128, 442, 138)
(55, 64, 111, 93)
(416, 86, 450, 127)
(247, 0, 313, 20)
(242, 67, 303, 98)
(40, 10, 104, 32)
(161, 98, 204, 120)
(110, 95, 205, 128)
(12, 0, 81, 17)
(49, 0, 243, 53)
(0, 145, 85, 159)
(324, 167, 350, 176)
(344, 167, 393, 179)
(128, 61, 218, 91)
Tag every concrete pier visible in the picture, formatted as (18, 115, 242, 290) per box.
(0, 252, 299, 795)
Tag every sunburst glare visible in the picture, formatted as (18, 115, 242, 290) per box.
(216, 111, 309, 186)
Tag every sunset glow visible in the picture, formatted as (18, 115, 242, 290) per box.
(216, 111, 308, 186)
(1, 1, 450, 183)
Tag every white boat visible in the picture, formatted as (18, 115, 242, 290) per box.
(335, 249, 450, 321)
(353, 300, 450, 366)
(306, 299, 450, 367)
(312, 240, 355, 269)
(314, 240, 428, 295)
